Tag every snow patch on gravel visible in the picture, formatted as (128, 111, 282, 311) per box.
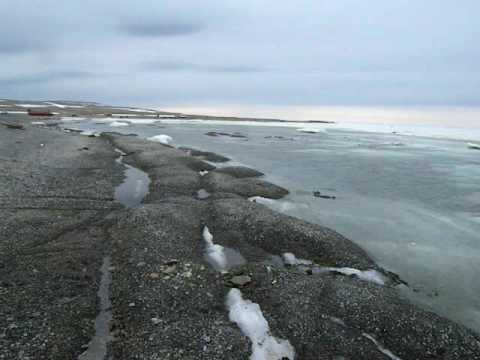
(202, 226, 227, 272)
(226, 288, 295, 360)
(363, 333, 402, 360)
(282, 252, 313, 266)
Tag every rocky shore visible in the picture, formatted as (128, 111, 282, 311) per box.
(1, 114, 479, 359)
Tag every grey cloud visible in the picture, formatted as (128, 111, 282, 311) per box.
(0, 71, 97, 87)
(144, 61, 267, 74)
(120, 21, 205, 37)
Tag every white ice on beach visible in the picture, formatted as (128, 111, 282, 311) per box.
(362, 333, 402, 360)
(282, 252, 313, 266)
(248, 196, 305, 213)
(110, 121, 130, 127)
(320, 267, 387, 285)
(278, 251, 386, 285)
(31, 121, 46, 125)
(202, 226, 227, 272)
(199, 170, 209, 176)
(226, 288, 295, 360)
(147, 134, 173, 144)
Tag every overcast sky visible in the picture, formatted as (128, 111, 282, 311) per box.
(1, 0, 479, 109)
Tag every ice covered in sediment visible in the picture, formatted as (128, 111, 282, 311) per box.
(362, 333, 402, 360)
(147, 134, 173, 144)
(110, 121, 130, 127)
(202, 226, 227, 272)
(282, 252, 313, 266)
(226, 289, 295, 360)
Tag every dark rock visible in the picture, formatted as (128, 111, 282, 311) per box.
(313, 191, 336, 199)
(205, 131, 247, 138)
(178, 146, 230, 163)
(214, 166, 264, 178)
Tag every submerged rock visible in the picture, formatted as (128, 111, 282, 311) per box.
(205, 131, 247, 138)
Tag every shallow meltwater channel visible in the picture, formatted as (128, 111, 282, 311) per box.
(80, 149, 151, 359)
(114, 149, 151, 208)
(78, 257, 113, 360)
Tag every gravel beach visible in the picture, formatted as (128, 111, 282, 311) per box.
(1, 114, 479, 359)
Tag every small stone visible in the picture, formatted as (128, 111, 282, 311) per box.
(162, 265, 177, 275)
(151, 317, 161, 325)
(136, 261, 146, 267)
(128, 302, 135, 307)
(229, 275, 252, 287)
(164, 259, 179, 266)
(148, 272, 160, 279)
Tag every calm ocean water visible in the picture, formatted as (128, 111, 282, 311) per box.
(69, 117, 480, 333)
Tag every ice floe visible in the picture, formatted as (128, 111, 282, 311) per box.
(147, 134, 173, 144)
(226, 288, 295, 360)
(467, 142, 480, 150)
(362, 333, 402, 360)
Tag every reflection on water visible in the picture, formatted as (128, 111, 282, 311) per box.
(114, 149, 151, 208)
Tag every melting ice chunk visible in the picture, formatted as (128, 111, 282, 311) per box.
(318, 267, 387, 285)
(226, 289, 295, 360)
(282, 252, 313, 266)
(202, 226, 246, 273)
(147, 134, 173, 144)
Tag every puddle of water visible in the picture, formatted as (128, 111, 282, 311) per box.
(196, 188, 211, 200)
(78, 256, 113, 360)
(114, 149, 150, 208)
